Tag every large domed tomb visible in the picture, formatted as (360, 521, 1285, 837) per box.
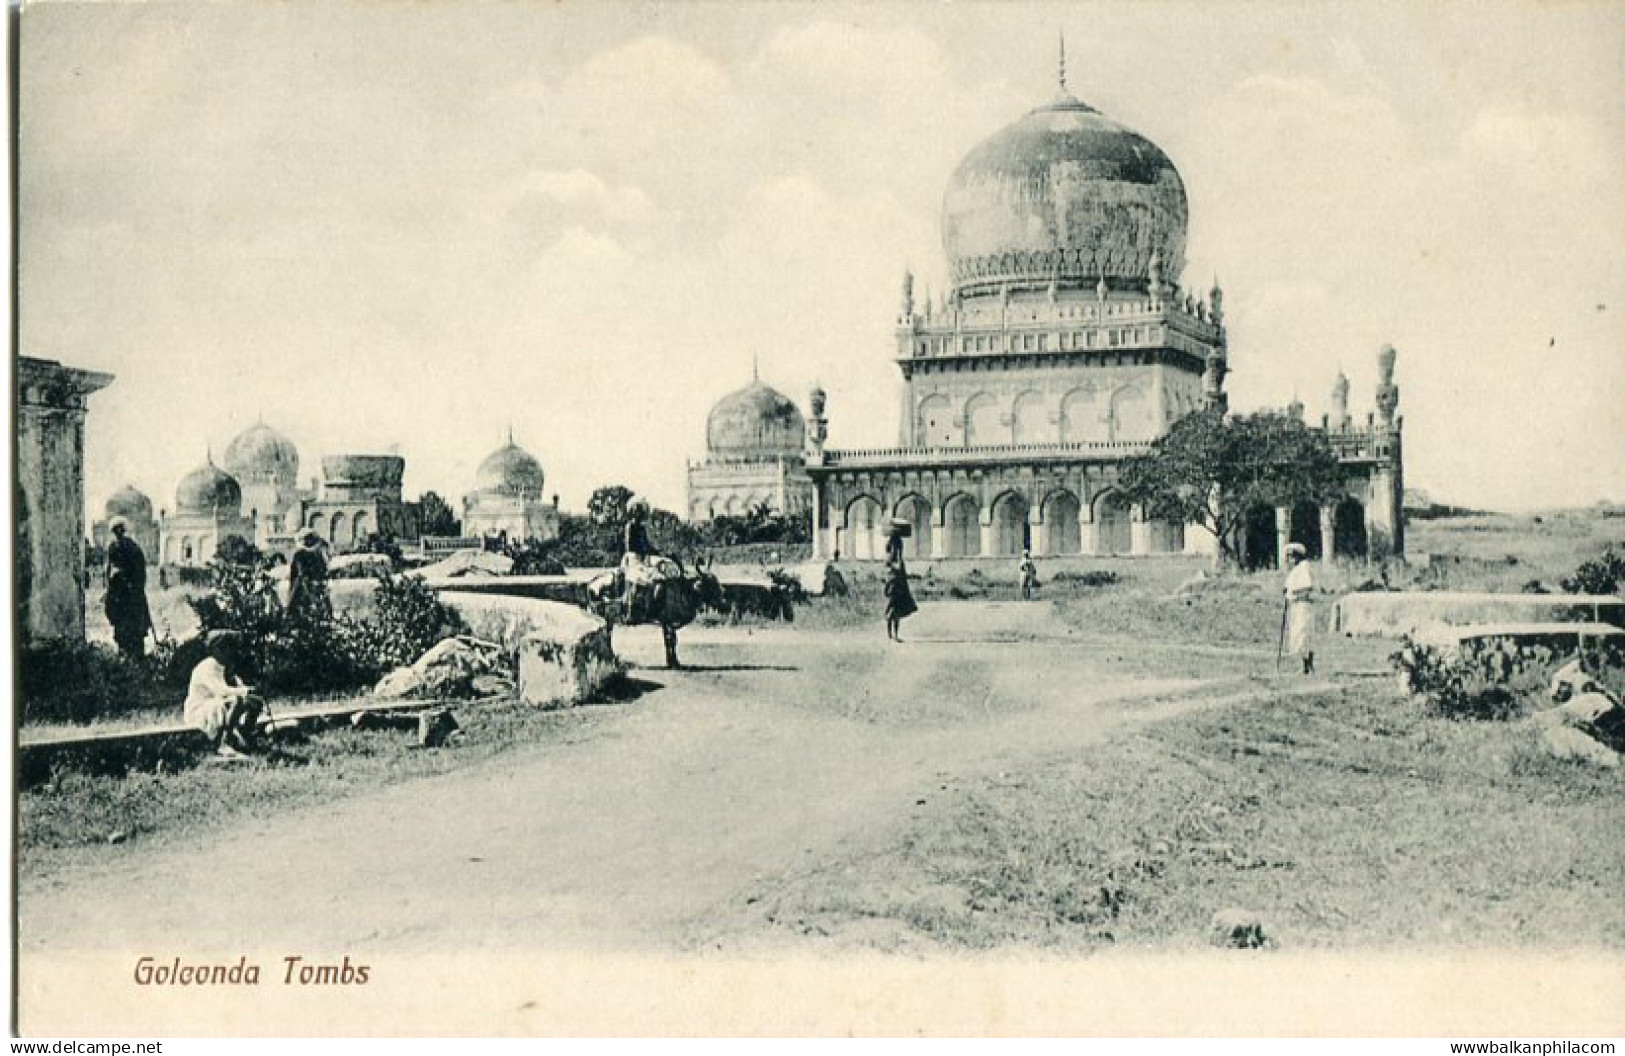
(705, 379, 807, 462)
(462, 435, 560, 544)
(943, 93, 1188, 299)
(688, 372, 816, 522)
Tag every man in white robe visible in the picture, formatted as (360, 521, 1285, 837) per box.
(1283, 542, 1316, 674)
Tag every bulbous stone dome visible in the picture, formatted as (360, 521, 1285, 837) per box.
(707, 380, 806, 460)
(104, 485, 153, 521)
(943, 93, 1187, 296)
(223, 422, 299, 485)
(176, 461, 242, 515)
(474, 442, 545, 499)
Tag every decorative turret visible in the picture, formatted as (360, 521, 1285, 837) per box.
(808, 384, 829, 458)
(1209, 278, 1224, 325)
(1331, 371, 1351, 430)
(899, 269, 915, 326)
(1286, 394, 1305, 422)
(1376, 343, 1400, 428)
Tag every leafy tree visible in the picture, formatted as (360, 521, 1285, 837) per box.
(215, 534, 262, 567)
(587, 484, 637, 529)
(1561, 546, 1625, 596)
(1119, 410, 1347, 569)
(418, 491, 461, 537)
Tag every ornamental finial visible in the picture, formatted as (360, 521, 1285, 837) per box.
(1058, 31, 1067, 95)
(751, 351, 759, 382)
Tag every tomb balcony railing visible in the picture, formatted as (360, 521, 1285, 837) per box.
(814, 440, 1154, 469)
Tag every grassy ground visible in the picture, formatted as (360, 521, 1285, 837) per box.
(17, 688, 629, 880)
(745, 679, 1625, 952)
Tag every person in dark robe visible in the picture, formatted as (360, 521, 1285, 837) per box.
(287, 532, 331, 624)
(619, 500, 674, 621)
(883, 523, 916, 641)
(104, 519, 153, 659)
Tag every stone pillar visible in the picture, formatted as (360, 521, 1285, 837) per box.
(1130, 505, 1154, 556)
(979, 508, 996, 558)
(1079, 497, 1098, 555)
(1275, 506, 1292, 569)
(930, 505, 947, 559)
(18, 357, 114, 641)
(1319, 504, 1337, 567)
(811, 481, 826, 558)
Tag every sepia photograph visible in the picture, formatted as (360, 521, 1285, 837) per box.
(10, 0, 1625, 1040)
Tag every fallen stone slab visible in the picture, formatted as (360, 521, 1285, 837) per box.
(373, 635, 509, 701)
(1412, 622, 1625, 652)
(1334, 592, 1625, 638)
(441, 594, 621, 709)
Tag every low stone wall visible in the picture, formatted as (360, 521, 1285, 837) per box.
(1335, 591, 1625, 638)
(442, 594, 620, 709)
(428, 574, 591, 607)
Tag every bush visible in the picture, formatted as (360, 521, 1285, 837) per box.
(1390, 639, 1524, 721)
(17, 639, 168, 725)
(1561, 546, 1625, 596)
(1050, 570, 1121, 588)
(340, 572, 469, 675)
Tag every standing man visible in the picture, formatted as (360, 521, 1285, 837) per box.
(1282, 542, 1317, 674)
(1019, 550, 1039, 601)
(287, 532, 331, 624)
(104, 518, 153, 659)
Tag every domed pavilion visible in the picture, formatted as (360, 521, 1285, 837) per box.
(159, 456, 255, 566)
(222, 420, 304, 543)
(462, 432, 560, 543)
(805, 43, 1404, 564)
(687, 363, 816, 522)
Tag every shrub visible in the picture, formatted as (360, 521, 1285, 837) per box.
(341, 571, 469, 675)
(1561, 546, 1625, 596)
(1050, 570, 1121, 588)
(767, 567, 809, 605)
(1390, 639, 1524, 721)
(17, 639, 168, 725)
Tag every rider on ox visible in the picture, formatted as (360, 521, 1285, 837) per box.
(619, 499, 681, 623)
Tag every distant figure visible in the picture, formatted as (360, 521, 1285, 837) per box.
(1283, 542, 1317, 674)
(287, 532, 331, 624)
(184, 630, 264, 758)
(620, 499, 679, 620)
(103, 518, 153, 659)
(1019, 550, 1039, 601)
(883, 522, 916, 641)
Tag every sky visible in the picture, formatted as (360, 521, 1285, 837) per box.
(18, 0, 1625, 518)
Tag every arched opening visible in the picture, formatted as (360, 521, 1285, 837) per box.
(1012, 391, 1047, 444)
(964, 393, 1000, 447)
(991, 492, 1030, 556)
(1241, 504, 1278, 570)
(918, 394, 954, 447)
(1094, 490, 1132, 555)
(1335, 498, 1369, 560)
(1043, 491, 1082, 555)
(1060, 388, 1100, 443)
(308, 513, 326, 540)
(1152, 518, 1186, 553)
(330, 512, 347, 545)
(352, 511, 370, 542)
(894, 494, 933, 560)
(1109, 385, 1153, 442)
(942, 494, 980, 558)
(1289, 501, 1323, 560)
(843, 495, 882, 561)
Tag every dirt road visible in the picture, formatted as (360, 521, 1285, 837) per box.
(18, 601, 1273, 959)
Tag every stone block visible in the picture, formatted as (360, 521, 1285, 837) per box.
(1334, 592, 1625, 638)
(443, 594, 620, 709)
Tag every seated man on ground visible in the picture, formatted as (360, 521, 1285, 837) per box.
(184, 630, 265, 758)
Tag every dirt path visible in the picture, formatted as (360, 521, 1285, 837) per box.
(18, 601, 1288, 958)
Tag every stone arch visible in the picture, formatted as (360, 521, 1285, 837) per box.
(330, 512, 347, 545)
(843, 494, 883, 561)
(1060, 387, 1101, 443)
(724, 495, 743, 516)
(963, 393, 1000, 447)
(1012, 390, 1047, 444)
(1093, 490, 1133, 555)
(308, 512, 326, 539)
(352, 511, 370, 542)
(917, 394, 953, 447)
(1042, 490, 1082, 555)
(1289, 500, 1323, 560)
(990, 491, 1030, 556)
(180, 535, 195, 564)
(1241, 504, 1278, 570)
(941, 492, 980, 559)
(1109, 384, 1153, 442)
(893, 492, 933, 561)
(1335, 497, 1369, 560)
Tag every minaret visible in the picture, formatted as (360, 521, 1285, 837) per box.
(1147, 249, 1167, 308)
(1376, 344, 1400, 429)
(899, 269, 915, 325)
(1330, 371, 1351, 431)
(1203, 350, 1229, 414)
(1209, 277, 1224, 326)
(808, 384, 828, 458)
